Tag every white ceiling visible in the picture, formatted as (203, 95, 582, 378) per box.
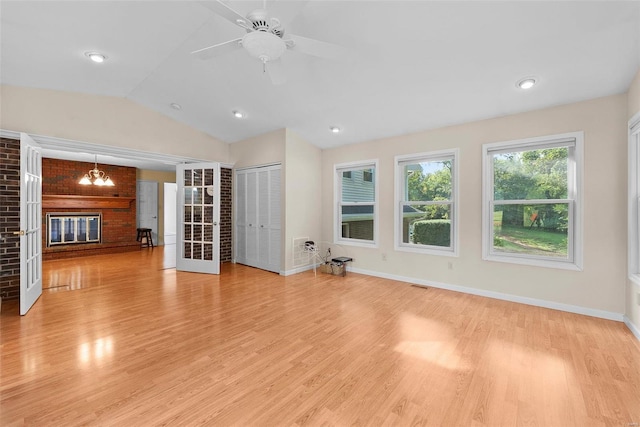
(2, 0, 639, 162)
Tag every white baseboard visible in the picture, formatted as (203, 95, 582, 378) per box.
(624, 316, 640, 342)
(281, 264, 316, 276)
(348, 266, 624, 322)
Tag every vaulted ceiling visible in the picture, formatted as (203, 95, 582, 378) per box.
(2, 1, 639, 152)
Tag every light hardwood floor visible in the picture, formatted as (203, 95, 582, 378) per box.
(1, 248, 639, 426)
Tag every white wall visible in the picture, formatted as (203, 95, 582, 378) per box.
(321, 94, 628, 317)
(284, 129, 322, 272)
(164, 182, 177, 245)
(0, 85, 229, 162)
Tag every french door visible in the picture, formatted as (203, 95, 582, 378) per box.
(176, 163, 220, 274)
(19, 133, 43, 315)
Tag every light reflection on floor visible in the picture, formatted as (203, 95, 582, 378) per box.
(43, 245, 177, 291)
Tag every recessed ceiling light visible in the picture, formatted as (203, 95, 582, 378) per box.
(85, 52, 107, 63)
(516, 77, 537, 90)
(232, 110, 244, 119)
(330, 126, 341, 134)
(170, 103, 182, 111)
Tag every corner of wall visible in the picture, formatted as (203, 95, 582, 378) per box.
(283, 130, 323, 271)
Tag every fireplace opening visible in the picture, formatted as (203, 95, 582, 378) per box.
(47, 213, 102, 247)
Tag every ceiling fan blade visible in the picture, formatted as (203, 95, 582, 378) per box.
(267, 59, 287, 85)
(286, 34, 349, 61)
(199, 0, 252, 30)
(191, 38, 242, 60)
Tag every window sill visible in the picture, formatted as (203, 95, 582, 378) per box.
(395, 244, 458, 257)
(484, 253, 582, 271)
(335, 239, 378, 249)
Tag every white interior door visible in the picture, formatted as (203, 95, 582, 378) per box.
(137, 180, 158, 245)
(19, 133, 43, 315)
(234, 165, 281, 273)
(176, 163, 220, 274)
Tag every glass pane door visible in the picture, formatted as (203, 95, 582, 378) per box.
(176, 163, 220, 274)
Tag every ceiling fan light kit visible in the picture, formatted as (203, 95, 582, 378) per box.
(242, 31, 286, 63)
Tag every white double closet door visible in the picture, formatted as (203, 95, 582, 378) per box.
(235, 165, 281, 273)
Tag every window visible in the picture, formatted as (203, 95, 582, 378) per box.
(395, 149, 458, 255)
(335, 160, 378, 246)
(483, 132, 583, 270)
(629, 113, 640, 283)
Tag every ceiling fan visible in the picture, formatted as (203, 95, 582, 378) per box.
(192, 0, 347, 84)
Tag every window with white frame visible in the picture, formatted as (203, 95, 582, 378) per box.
(482, 132, 583, 270)
(335, 160, 378, 245)
(395, 149, 458, 255)
(629, 113, 640, 283)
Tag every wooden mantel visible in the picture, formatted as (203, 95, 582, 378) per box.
(43, 195, 135, 209)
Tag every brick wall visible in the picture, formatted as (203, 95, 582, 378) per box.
(220, 168, 232, 262)
(42, 158, 138, 260)
(0, 138, 20, 300)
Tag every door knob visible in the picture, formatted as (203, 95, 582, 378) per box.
(12, 230, 25, 236)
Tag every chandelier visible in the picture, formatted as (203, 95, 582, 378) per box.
(79, 155, 115, 186)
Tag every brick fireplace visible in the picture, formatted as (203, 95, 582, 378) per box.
(42, 158, 139, 260)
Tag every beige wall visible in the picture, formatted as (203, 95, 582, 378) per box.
(0, 85, 229, 162)
(321, 94, 628, 315)
(228, 129, 286, 169)
(284, 130, 322, 272)
(136, 169, 176, 246)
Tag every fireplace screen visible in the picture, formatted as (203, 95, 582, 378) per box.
(47, 213, 101, 246)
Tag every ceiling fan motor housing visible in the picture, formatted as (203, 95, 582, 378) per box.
(246, 9, 284, 38)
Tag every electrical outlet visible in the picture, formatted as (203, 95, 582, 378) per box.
(381, 253, 387, 261)
(448, 261, 453, 270)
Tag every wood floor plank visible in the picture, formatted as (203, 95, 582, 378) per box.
(1, 248, 640, 426)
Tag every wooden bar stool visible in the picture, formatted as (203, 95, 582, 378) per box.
(136, 228, 154, 248)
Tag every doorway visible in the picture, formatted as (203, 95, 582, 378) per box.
(137, 180, 158, 245)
